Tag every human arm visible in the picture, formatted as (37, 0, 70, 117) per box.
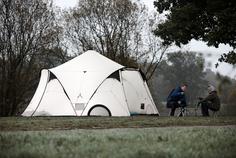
(170, 87, 185, 99)
(202, 93, 214, 102)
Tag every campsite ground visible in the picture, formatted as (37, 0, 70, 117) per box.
(1, 116, 236, 158)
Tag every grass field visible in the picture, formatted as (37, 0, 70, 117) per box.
(1, 116, 236, 158)
(1, 116, 236, 131)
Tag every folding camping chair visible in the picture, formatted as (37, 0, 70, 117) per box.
(194, 101, 201, 116)
(177, 106, 188, 117)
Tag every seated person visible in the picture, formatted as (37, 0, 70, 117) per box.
(198, 85, 221, 116)
(166, 83, 188, 116)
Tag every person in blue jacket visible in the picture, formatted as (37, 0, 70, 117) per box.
(166, 83, 188, 116)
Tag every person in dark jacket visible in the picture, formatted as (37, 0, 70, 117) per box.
(167, 83, 188, 116)
(199, 85, 221, 116)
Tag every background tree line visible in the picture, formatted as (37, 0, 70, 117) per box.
(0, 0, 235, 116)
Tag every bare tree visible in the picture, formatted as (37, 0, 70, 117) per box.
(0, 0, 64, 116)
(64, 0, 167, 79)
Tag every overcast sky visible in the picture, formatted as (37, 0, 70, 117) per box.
(53, 0, 236, 79)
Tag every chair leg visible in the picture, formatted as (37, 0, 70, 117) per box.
(178, 108, 186, 117)
(212, 111, 218, 117)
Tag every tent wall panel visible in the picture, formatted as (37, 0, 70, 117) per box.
(22, 69, 49, 116)
(33, 79, 76, 116)
(121, 70, 158, 115)
(143, 82, 158, 113)
(81, 78, 130, 116)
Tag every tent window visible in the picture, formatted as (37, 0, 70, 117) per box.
(107, 71, 120, 81)
(49, 72, 57, 81)
(141, 103, 145, 109)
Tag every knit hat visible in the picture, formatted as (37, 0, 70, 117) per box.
(208, 85, 216, 93)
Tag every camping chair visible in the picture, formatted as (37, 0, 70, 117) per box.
(194, 101, 202, 116)
(177, 106, 188, 117)
(212, 110, 219, 117)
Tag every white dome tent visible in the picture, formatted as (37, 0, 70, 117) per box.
(22, 50, 159, 116)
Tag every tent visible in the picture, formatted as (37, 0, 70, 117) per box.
(22, 50, 159, 116)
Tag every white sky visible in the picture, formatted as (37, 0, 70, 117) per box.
(53, 0, 236, 79)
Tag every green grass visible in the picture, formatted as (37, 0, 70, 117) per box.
(0, 116, 236, 131)
(1, 127, 236, 158)
(1, 117, 236, 158)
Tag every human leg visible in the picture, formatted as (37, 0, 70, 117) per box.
(169, 102, 179, 116)
(170, 107, 176, 116)
(201, 101, 209, 116)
